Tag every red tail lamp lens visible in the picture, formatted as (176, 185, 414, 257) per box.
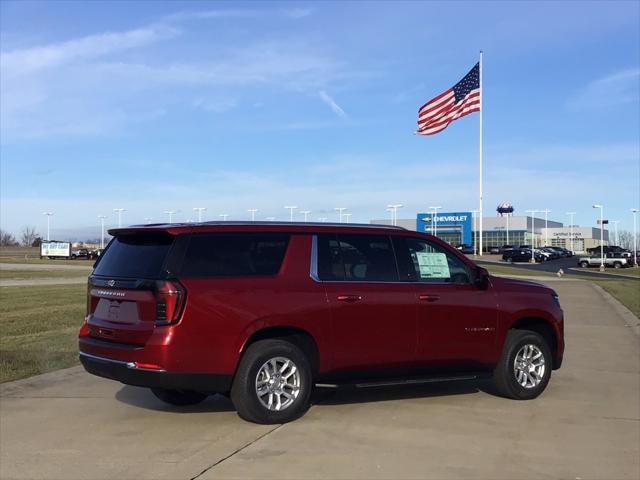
(155, 280, 186, 326)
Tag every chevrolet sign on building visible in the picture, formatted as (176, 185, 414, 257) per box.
(417, 212, 473, 245)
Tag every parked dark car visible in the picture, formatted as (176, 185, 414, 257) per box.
(499, 245, 515, 254)
(456, 244, 474, 254)
(503, 248, 545, 263)
(79, 222, 564, 424)
(539, 247, 560, 260)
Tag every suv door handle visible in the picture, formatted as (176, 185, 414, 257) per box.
(337, 295, 363, 302)
(419, 294, 440, 302)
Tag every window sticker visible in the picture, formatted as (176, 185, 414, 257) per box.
(415, 252, 450, 278)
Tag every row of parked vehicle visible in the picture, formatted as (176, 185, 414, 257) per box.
(71, 248, 102, 260)
(501, 245, 573, 263)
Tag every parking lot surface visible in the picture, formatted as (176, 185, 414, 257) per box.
(1, 280, 638, 480)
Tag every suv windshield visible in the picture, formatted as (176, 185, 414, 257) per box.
(93, 233, 175, 278)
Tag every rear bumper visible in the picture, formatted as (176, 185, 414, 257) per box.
(79, 352, 232, 393)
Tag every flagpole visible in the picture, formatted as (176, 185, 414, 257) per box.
(478, 50, 484, 256)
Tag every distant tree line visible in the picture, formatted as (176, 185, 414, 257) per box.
(0, 226, 42, 247)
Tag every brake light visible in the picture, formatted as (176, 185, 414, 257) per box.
(155, 280, 186, 326)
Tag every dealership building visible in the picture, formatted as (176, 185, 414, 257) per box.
(371, 211, 609, 253)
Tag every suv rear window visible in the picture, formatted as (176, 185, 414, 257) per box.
(93, 233, 174, 278)
(179, 234, 289, 277)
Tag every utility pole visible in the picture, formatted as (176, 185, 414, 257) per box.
(525, 210, 539, 263)
(97, 215, 107, 249)
(193, 207, 206, 222)
(343, 213, 352, 223)
(592, 204, 605, 271)
(471, 209, 479, 255)
(334, 207, 347, 223)
(631, 208, 638, 267)
(386, 204, 403, 226)
(566, 212, 576, 253)
(284, 206, 298, 222)
(163, 210, 176, 223)
(300, 211, 311, 222)
(42, 212, 54, 241)
(541, 209, 551, 246)
(219, 214, 229, 221)
(429, 206, 442, 236)
(113, 208, 125, 228)
(247, 209, 258, 221)
(611, 220, 619, 246)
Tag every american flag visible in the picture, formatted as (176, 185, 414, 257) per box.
(417, 63, 480, 135)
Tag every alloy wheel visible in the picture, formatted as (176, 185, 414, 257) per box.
(255, 356, 301, 411)
(513, 344, 546, 389)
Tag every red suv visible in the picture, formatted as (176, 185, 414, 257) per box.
(79, 222, 564, 424)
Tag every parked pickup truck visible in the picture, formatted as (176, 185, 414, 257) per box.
(577, 255, 629, 269)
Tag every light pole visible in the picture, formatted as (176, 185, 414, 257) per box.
(429, 206, 442, 236)
(505, 213, 510, 245)
(97, 215, 106, 249)
(611, 220, 619, 246)
(113, 208, 125, 228)
(193, 207, 206, 222)
(386, 204, 403, 226)
(541, 209, 551, 246)
(284, 206, 298, 222)
(631, 208, 638, 267)
(566, 212, 576, 253)
(163, 210, 176, 223)
(219, 214, 229, 221)
(343, 213, 352, 223)
(247, 209, 258, 221)
(334, 207, 347, 223)
(592, 204, 604, 271)
(525, 210, 539, 263)
(471, 209, 479, 255)
(42, 212, 54, 241)
(300, 210, 311, 222)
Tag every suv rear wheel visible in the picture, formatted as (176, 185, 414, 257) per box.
(579, 261, 589, 268)
(493, 329, 552, 400)
(231, 338, 312, 424)
(151, 388, 208, 406)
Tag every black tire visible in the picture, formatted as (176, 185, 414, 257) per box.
(579, 261, 589, 268)
(613, 262, 622, 269)
(492, 329, 552, 400)
(506, 257, 513, 263)
(231, 338, 312, 424)
(151, 388, 208, 406)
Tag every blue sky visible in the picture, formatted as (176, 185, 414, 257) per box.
(1, 0, 639, 239)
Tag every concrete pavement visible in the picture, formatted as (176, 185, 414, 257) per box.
(1, 280, 638, 480)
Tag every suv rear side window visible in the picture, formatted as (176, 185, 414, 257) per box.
(317, 233, 399, 281)
(180, 234, 289, 277)
(93, 233, 174, 278)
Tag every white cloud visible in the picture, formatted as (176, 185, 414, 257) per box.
(284, 8, 313, 19)
(318, 90, 347, 118)
(569, 68, 640, 109)
(192, 97, 238, 113)
(0, 25, 178, 78)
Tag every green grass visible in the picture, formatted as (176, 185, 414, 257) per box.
(0, 255, 94, 266)
(573, 267, 640, 278)
(590, 279, 640, 318)
(0, 269, 90, 280)
(0, 284, 86, 383)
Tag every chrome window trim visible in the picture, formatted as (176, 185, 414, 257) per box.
(309, 234, 473, 286)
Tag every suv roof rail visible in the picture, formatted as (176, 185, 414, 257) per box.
(126, 221, 407, 230)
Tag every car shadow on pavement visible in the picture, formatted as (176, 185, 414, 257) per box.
(311, 379, 499, 406)
(115, 385, 235, 413)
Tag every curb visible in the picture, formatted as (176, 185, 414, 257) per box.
(589, 282, 640, 337)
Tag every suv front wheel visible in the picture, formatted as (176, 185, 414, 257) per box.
(493, 329, 552, 400)
(231, 338, 312, 424)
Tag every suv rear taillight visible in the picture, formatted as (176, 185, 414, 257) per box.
(155, 280, 186, 326)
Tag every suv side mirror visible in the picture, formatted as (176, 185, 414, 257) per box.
(474, 266, 490, 290)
